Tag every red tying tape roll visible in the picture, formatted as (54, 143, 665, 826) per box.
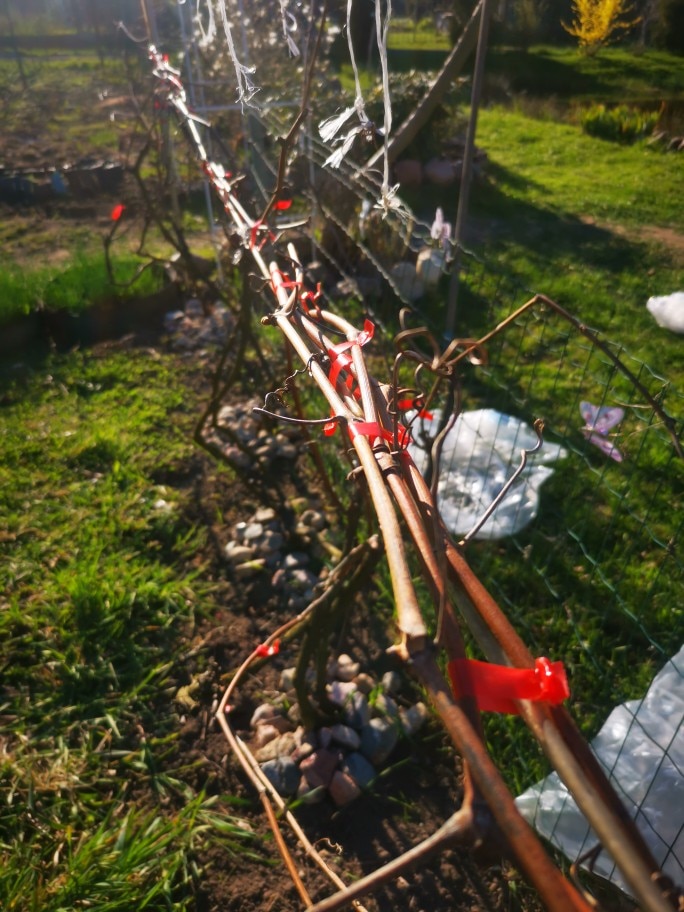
(447, 657, 569, 714)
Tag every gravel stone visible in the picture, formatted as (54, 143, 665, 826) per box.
(284, 552, 309, 569)
(400, 702, 429, 736)
(291, 731, 317, 762)
(252, 723, 280, 749)
(360, 718, 399, 765)
(329, 770, 362, 806)
(299, 509, 326, 531)
(271, 568, 287, 588)
(261, 530, 284, 552)
(373, 692, 399, 720)
(243, 522, 264, 541)
(327, 680, 357, 707)
(354, 673, 376, 694)
(342, 752, 376, 789)
(299, 749, 340, 789)
(260, 757, 300, 797)
(251, 703, 286, 729)
(343, 691, 370, 729)
(381, 671, 403, 694)
(279, 667, 296, 691)
(224, 543, 257, 563)
(330, 723, 361, 751)
(335, 653, 361, 682)
(233, 558, 265, 579)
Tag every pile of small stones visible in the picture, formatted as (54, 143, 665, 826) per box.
(246, 655, 429, 806)
(201, 399, 303, 471)
(223, 505, 327, 610)
(164, 298, 234, 350)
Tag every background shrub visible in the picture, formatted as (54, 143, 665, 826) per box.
(579, 102, 660, 141)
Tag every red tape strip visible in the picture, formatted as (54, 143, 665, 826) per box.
(326, 319, 375, 395)
(447, 657, 569, 714)
(250, 220, 275, 251)
(324, 419, 411, 447)
(300, 284, 322, 317)
(255, 639, 280, 658)
(270, 269, 300, 296)
(397, 397, 434, 420)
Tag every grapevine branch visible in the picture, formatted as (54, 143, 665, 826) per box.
(139, 40, 678, 912)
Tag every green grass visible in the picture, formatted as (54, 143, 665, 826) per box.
(0, 251, 163, 324)
(0, 49, 127, 144)
(0, 347, 257, 907)
(463, 105, 684, 380)
(487, 45, 684, 104)
(388, 18, 451, 51)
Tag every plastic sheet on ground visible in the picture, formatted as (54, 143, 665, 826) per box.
(407, 409, 567, 540)
(516, 646, 684, 896)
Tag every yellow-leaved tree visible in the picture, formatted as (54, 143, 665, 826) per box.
(563, 0, 640, 53)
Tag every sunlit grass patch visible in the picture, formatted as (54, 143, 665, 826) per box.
(0, 251, 163, 324)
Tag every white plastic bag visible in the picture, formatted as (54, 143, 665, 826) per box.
(516, 646, 684, 895)
(646, 292, 684, 334)
(407, 409, 566, 540)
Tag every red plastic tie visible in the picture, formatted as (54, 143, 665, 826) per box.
(397, 397, 433, 420)
(300, 284, 322, 318)
(270, 269, 300, 296)
(255, 639, 280, 658)
(447, 657, 569, 714)
(349, 421, 411, 447)
(326, 319, 375, 393)
(323, 418, 411, 447)
(274, 198, 292, 211)
(250, 220, 275, 251)
(111, 203, 125, 222)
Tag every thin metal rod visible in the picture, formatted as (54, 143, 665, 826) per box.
(445, 0, 493, 338)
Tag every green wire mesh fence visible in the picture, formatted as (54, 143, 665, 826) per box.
(134, 31, 683, 901)
(246, 108, 684, 892)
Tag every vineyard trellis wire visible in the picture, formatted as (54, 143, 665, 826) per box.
(118, 2, 684, 909)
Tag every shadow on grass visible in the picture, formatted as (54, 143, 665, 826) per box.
(486, 47, 684, 101)
(487, 48, 606, 97)
(469, 160, 650, 279)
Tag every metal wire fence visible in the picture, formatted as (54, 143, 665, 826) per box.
(246, 112, 684, 890)
(141, 32, 683, 901)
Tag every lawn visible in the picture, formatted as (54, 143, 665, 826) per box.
(0, 347, 258, 910)
(469, 105, 684, 379)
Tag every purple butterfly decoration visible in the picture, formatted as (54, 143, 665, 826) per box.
(580, 401, 625, 462)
